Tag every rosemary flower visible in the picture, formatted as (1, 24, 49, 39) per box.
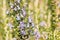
(10, 3, 14, 9)
(28, 16, 32, 23)
(13, 38, 17, 40)
(6, 10, 9, 14)
(17, 5, 20, 10)
(13, 7, 17, 11)
(21, 30, 26, 35)
(20, 21, 25, 29)
(8, 23, 14, 29)
(40, 21, 47, 27)
(16, 15, 20, 20)
(22, 8, 26, 16)
(34, 29, 40, 40)
(16, 0, 20, 3)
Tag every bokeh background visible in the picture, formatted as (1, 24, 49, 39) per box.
(0, 0, 60, 40)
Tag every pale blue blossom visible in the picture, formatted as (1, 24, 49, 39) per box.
(6, 10, 9, 14)
(17, 5, 20, 10)
(28, 16, 32, 22)
(8, 23, 14, 29)
(20, 22, 25, 29)
(34, 29, 41, 40)
(10, 3, 14, 8)
(22, 9, 26, 16)
(21, 30, 26, 35)
(16, 15, 20, 20)
(32, 23, 34, 27)
(40, 21, 47, 27)
(16, 0, 20, 3)
(13, 38, 17, 40)
(27, 23, 34, 27)
(13, 7, 17, 11)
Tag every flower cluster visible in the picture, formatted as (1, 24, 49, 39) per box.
(6, 0, 35, 40)
(5, 0, 59, 40)
(34, 29, 41, 40)
(40, 21, 47, 27)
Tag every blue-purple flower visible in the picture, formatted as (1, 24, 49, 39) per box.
(16, 0, 20, 3)
(12, 38, 17, 40)
(34, 29, 41, 40)
(21, 30, 26, 35)
(16, 15, 20, 20)
(10, 3, 14, 9)
(28, 16, 32, 23)
(13, 7, 17, 11)
(31, 23, 35, 27)
(22, 8, 26, 16)
(40, 21, 47, 27)
(6, 10, 9, 14)
(19, 21, 25, 29)
(17, 5, 20, 10)
(8, 23, 14, 29)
